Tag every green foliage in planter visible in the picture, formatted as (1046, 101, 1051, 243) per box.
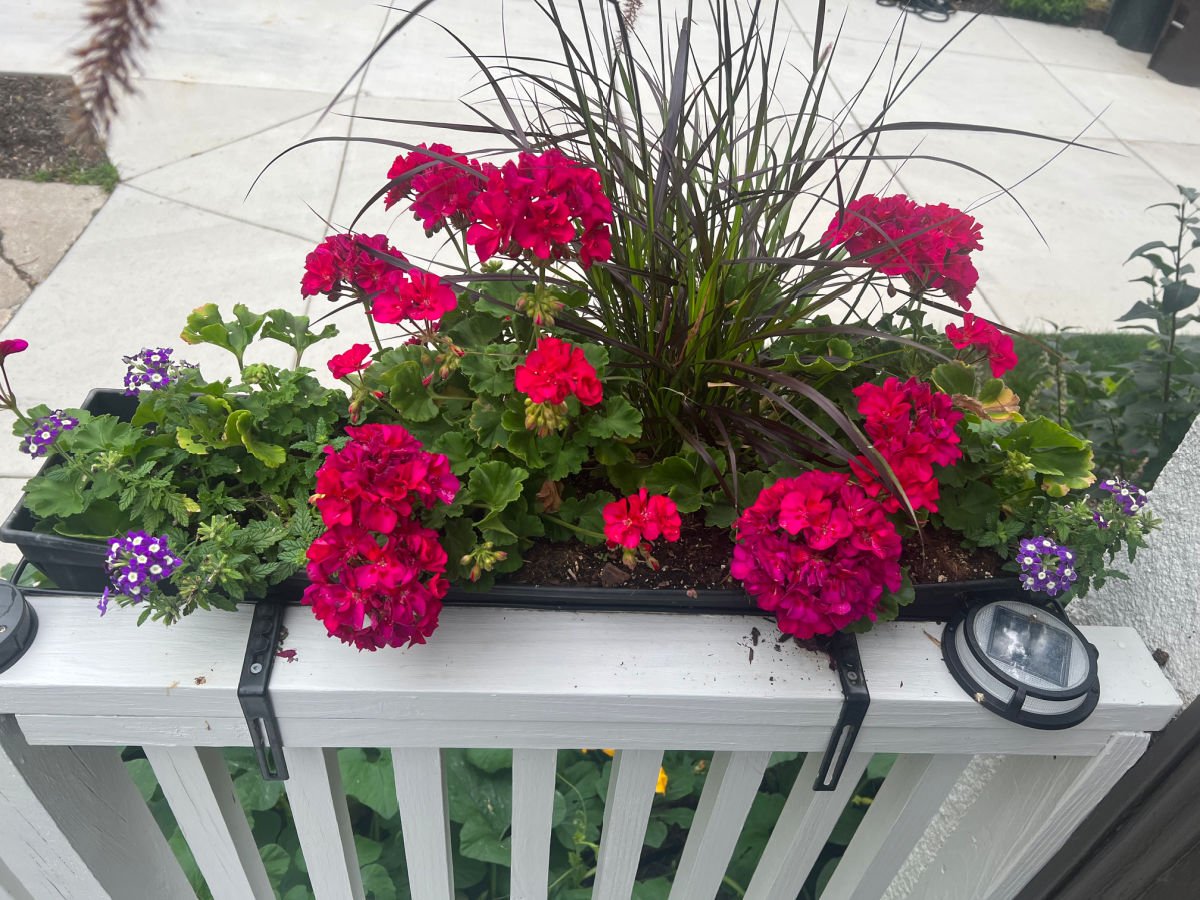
(1012, 186, 1200, 488)
(125, 746, 893, 899)
(13, 305, 347, 623)
(1001, 0, 1088, 24)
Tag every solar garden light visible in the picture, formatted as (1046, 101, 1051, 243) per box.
(0, 581, 37, 674)
(942, 596, 1099, 729)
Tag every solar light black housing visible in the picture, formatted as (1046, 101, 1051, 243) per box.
(0, 581, 37, 675)
(942, 597, 1099, 729)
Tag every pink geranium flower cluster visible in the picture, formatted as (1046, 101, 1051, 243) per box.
(821, 194, 983, 309)
(466, 149, 614, 269)
(301, 233, 402, 297)
(849, 378, 963, 514)
(384, 143, 496, 234)
(945, 313, 1018, 378)
(304, 424, 459, 651)
(514, 337, 603, 406)
(300, 232, 457, 325)
(731, 471, 903, 639)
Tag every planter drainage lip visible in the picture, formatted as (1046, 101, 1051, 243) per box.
(0, 388, 1024, 618)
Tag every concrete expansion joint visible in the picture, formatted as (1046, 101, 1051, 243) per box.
(0, 228, 37, 290)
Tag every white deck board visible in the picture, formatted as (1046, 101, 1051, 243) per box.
(0, 601, 1180, 755)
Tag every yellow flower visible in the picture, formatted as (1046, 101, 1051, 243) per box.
(656, 767, 668, 795)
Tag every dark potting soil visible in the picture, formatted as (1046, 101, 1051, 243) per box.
(0, 74, 107, 179)
(508, 522, 1006, 592)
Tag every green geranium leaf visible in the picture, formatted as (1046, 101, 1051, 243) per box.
(580, 342, 610, 376)
(505, 430, 550, 468)
(645, 456, 704, 513)
(545, 439, 589, 481)
(586, 396, 643, 440)
(1002, 417, 1095, 489)
(460, 348, 518, 395)
(431, 431, 483, 475)
(465, 461, 528, 512)
(224, 409, 287, 468)
(469, 400, 506, 448)
(180, 303, 265, 365)
(932, 361, 977, 396)
(261, 309, 338, 362)
(381, 360, 439, 422)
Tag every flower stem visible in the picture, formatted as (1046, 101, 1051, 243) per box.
(541, 513, 605, 541)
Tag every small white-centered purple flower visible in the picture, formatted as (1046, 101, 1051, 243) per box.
(1099, 478, 1148, 516)
(18, 410, 79, 458)
(1016, 535, 1079, 599)
(100, 530, 182, 614)
(122, 347, 187, 395)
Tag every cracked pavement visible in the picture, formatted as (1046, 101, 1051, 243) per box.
(0, 178, 107, 328)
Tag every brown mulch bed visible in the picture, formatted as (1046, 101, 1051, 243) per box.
(954, 1, 1111, 30)
(508, 522, 1005, 592)
(0, 73, 106, 180)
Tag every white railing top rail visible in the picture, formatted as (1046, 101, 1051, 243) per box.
(0, 597, 1180, 755)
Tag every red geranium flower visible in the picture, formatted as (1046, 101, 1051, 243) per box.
(465, 149, 613, 269)
(514, 336, 603, 406)
(945, 313, 1018, 377)
(602, 489, 682, 549)
(305, 424, 459, 651)
(849, 377, 963, 514)
(821, 194, 984, 310)
(371, 267, 457, 324)
(327, 343, 373, 379)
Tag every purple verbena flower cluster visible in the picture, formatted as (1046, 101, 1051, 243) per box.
(18, 410, 79, 458)
(1099, 478, 1148, 516)
(98, 531, 182, 615)
(123, 347, 178, 395)
(1017, 536, 1078, 598)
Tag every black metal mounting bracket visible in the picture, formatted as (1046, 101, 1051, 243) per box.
(813, 631, 870, 791)
(238, 600, 289, 781)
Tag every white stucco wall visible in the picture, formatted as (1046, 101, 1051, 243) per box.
(886, 414, 1200, 898)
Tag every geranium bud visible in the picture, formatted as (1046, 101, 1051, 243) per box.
(421, 373, 434, 387)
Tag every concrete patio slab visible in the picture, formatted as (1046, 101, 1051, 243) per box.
(1125, 141, 1200, 189)
(996, 16, 1156, 77)
(1051, 65, 1200, 145)
(0, 0, 79, 76)
(784, 0, 1031, 61)
(0, 180, 107, 284)
(107, 80, 349, 180)
(822, 37, 1115, 139)
(125, 106, 351, 243)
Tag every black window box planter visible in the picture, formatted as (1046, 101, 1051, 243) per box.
(0, 389, 1020, 620)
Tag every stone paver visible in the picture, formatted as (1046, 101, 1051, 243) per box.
(0, 179, 108, 326)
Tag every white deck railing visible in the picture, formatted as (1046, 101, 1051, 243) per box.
(0, 599, 1181, 900)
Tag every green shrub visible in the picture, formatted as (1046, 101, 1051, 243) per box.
(1001, 0, 1088, 24)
